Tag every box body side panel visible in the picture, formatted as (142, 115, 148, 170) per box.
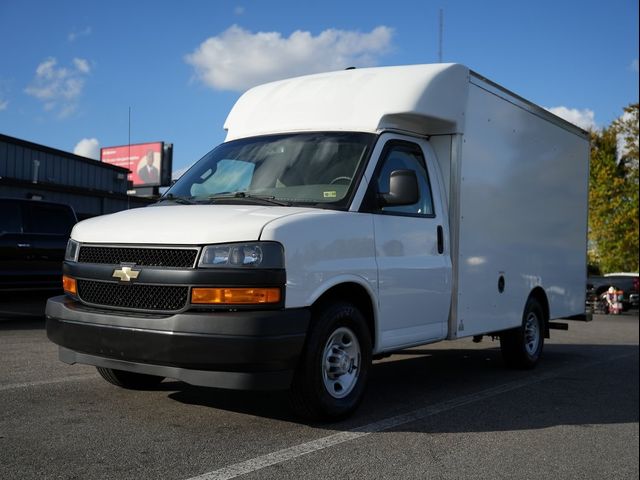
(454, 83, 589, 337)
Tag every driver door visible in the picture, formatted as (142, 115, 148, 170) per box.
(364, 137, 451, 350)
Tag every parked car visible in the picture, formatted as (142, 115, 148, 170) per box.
(587, 273, 639, 311)
(0, 198, 77, 291)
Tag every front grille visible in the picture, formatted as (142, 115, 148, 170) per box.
(77, 280, 189, 312)
(78, 246, 198, 268)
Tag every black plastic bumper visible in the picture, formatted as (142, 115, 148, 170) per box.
(45, 295, 310, 390)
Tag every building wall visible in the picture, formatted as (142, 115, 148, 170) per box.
(0, 134, 153, 219)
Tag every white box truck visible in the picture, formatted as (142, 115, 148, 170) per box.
(46, 64, 590, 419)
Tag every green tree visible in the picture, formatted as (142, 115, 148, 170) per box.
(588, 103, 639, 273)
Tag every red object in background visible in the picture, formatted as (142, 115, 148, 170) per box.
(101, 142, 163, 187)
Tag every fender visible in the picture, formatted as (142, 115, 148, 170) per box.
(304, 273, 381, 352)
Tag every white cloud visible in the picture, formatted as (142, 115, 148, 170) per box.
(73, 138, 100, 160)
(546, 106, 597, 131)
(185, 25, 393, 91)
(234, 6, 245, 15)
(631, 58, 639, 73)
(68, 26, 92, 42)
(0, 98, 7, 111)
(73, 58, 91, 74)
(25, 57, 91, 118)
(616, 109, 638, 165)
(172, 164, 194, 180)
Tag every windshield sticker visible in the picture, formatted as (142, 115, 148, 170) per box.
(323, 191, 337, 198)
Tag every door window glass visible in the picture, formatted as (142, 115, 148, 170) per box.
(376, 143, 434, 216)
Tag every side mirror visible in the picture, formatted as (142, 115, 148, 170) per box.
(378, 169, 419, 207)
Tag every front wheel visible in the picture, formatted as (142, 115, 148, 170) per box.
(290, 301, 372, 421)
(96, 367, 165, 390)
(500, 297, 545, 369)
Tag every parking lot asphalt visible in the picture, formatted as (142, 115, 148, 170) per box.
(0, 303, 638, 480)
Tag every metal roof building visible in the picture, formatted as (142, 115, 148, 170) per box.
(0, 133, 152, 219)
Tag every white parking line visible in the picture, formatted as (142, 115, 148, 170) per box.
(0, 374, 97, 392)
(186, 352, 635, 480)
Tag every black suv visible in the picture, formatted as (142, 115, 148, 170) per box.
(0, 198, 77, 291)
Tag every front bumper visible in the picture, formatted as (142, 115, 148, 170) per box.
(45, 295, 310, 390)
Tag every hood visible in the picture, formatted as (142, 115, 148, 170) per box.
(71, 204, 314, 245)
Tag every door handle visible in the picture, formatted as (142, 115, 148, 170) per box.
(17, 243, 32, 248)
(437, 226, 444, 254)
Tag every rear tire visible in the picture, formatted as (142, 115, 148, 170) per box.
(96, 367, 164, 389)
(290, 301, 372, 421)
(500, 297, 545, 369)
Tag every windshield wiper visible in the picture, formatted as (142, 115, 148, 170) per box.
(158, 193, 195, 205)
(206, 192, 291, 206)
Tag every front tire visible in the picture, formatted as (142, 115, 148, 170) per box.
(500, 297, 545, 369)
(290, 301, 372, 421)
(96, 367, 165, 390)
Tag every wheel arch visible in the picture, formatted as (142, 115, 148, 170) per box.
(529, 286, 550, 338)
(311, 281, 377, 351)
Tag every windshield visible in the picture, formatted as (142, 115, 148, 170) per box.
(165, 132, 375, 209)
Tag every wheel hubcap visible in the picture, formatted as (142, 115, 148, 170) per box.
(524, 312, 540, 356)
(322, 327, 361, 399)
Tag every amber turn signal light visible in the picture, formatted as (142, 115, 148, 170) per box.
(191, 287, 281, 305)
(62, 275, 77, 295)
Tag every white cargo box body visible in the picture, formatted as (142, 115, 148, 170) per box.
(225, 64, 589, 339)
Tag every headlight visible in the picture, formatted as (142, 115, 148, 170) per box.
(65, 239, 80, 262)
(199, 242, 284, 268)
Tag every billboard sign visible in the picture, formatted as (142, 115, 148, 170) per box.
(100, 142, 169, 187)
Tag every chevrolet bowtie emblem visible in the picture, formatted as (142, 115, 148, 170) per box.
(112, 266, 140, 282)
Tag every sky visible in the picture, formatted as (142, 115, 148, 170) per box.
(0, 0, 638, 176)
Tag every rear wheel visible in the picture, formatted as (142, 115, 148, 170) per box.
(290, 301, 372, 421)
(500, 297, 545, 369)
(96, 367, 165, 389)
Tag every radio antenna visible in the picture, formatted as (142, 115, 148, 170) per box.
(127, 106, 131, 209)
(438, 8, 444, 63)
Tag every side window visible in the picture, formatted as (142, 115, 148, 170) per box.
(375, 142, 434, 216)
(0, 201, 23, 233)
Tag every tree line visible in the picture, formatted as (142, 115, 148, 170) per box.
(588, 103, 639, 274)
